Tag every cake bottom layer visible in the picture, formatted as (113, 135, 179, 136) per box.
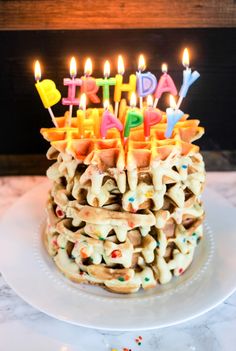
(44, 196, 204, 294)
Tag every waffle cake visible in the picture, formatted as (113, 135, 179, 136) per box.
(41, 101, 205, 294)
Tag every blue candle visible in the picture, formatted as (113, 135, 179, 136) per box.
(177, 48, 200, 109)
(136, 55, 157, 109)
(165, 95, 184, 138)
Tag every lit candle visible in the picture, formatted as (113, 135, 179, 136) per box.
(114, 55, 136, 118)
(100, 100, 123, 139)
(34, 60, 61, 127)
(136, 54, 157, 109)
(144, 95, 162, 140)
(62, 57, 82, 126)
(124, 93, 143, 139)
(96, 60, 116, 101)
(77, 94, 100, 138)
(165, 95, 184, 138)
(81, 58, 100, 104)
(153, 63, 177, 108)
(177, 48, 200, 109)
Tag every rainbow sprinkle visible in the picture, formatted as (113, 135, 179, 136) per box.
(135, 336, 143, 346)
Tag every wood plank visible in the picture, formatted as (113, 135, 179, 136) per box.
(0, 0, 236, 30)
(0, 152, 235, 176)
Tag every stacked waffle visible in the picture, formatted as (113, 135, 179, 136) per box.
(42, 107, 205, 293)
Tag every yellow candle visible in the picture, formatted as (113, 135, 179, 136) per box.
(77, 94, 100, 138)
(114, 55, 136, 118)
(34, 60, 61, 127)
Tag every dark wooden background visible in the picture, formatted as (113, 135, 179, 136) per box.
(1, 0, 236, 29)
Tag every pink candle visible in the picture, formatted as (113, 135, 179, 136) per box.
(154, 63, 177, 108)
(81, 58, 100, 104)
(100, 100, 123, 139)
(144, 95, 162, 139)
(62, 57, 81, 125)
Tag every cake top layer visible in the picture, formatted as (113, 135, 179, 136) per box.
(41, 100, 204, 170)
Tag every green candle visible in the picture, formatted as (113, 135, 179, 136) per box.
(124, 93, 143, 138)
(96, 60, 116, 100)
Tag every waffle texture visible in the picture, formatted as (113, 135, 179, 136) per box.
(42, 105, 205, 293)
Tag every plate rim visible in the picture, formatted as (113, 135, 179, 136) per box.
(0, 180, 236, 330)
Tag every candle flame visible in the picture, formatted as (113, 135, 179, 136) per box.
(138, 54, 146, 72)
(84, 58, 92, 76)
(34, 60, 41, 81)
(103, 99, 109, 110)
(70, 57, 77, 78)
(118, 55, 124, 75)
(169, 95, 177, 109)
(147, 95, 153, 107)
(162, 63, 168, 73)
(182, 48, 189, 68)
(79, 93, 86, 111)
(130, 92, 137, 108)
(104, 60, 110, 78)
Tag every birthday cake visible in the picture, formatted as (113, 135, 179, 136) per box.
(37, 51, 205, 293)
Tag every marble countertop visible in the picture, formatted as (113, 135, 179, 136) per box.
(0, 173, 236, 351)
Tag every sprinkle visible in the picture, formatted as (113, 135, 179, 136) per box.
(135, 336, 143, 345)
(128, 197, 135, 202)
(156, 241, 160, 248)
(111, 249, 122, 259)
(118, 276, 125, 282)
(179, 268, 183, 274)
(145, 191, 153, 198)
(80, 248, 89, 259)
(128, 221, 135, 228)
(144, 277, 150, 282)
(182, 165, 187, 169)
(182, 238, 186, 243)
(112, 349, 118, 351)
(192, 232, 197, 236)
(124, 274, 130, 281)
(60, 247, 65, 250)
(99, 236, 105, 241)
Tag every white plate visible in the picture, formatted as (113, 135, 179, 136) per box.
(0, 180, 236, 331)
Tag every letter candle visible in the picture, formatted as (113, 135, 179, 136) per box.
(62, 57, 81, 126)
(96, 60, 116, 101)
(81, 58, 100, 104)
(176, 48, 200, 109)
(153, 63, 177, 108)
(114, 55, 136, 118)
(124, 92, 143, 140)
(136, 54, 157, 109)
(100, 100, 123, 139)
(144, 95, 162, 140)
(165, 95, 184, 138)
(34, 60, 60, 127)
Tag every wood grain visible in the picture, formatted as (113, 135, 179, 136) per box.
(0, 0, 236, 30)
